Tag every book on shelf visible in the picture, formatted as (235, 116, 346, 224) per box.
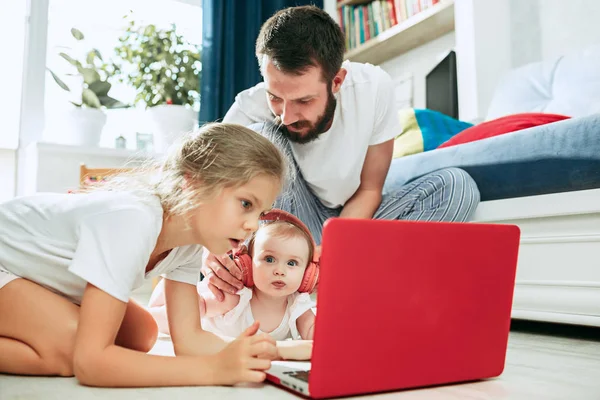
(337, 0, 441, 52)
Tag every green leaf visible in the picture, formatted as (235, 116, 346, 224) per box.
(47, 68, 70, 92)
(86, 51, 95, 65)
(144, 25, 156, 36)
(71, 28, 84, 40)
(77, 67, 101, 84)
(82, 88, 102, 108)
(88, 81, 111, 97)
(93, 49, 103, 61)
(98, 96, 129, 109)
(59, 52, 81, 67)
(108, 20, 201, 108)
(70, 101, 82, 107)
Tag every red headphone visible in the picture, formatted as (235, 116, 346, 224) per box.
(231, 209, 320, 293)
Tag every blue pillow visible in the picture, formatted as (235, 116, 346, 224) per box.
(393, 109, 473, 158)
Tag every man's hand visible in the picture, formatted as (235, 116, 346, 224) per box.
(201, 252, 244, 301)
(340, 139, 393, 219)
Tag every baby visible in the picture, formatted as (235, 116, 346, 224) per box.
(149, 210, 318, 358)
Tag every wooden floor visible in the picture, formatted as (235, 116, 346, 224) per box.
(1, 321, 599, 400)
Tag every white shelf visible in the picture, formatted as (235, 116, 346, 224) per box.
(29, 142, 158, 159)
(344, 0, 455, 65)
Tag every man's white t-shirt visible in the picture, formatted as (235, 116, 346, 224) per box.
(0, 191, 203, 304)
(223, 61, 400, 208)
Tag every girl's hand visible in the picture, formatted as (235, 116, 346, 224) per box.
(201, 252, 244, 301)
(212, 322, 277, 384)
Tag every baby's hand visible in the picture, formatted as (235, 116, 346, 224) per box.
(212, 322, 277, 385)
(277, 340, 313, 361)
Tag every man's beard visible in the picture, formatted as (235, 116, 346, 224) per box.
(276, 88, 337, 144)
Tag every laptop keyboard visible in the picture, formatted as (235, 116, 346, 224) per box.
(283, 370, 310, 382)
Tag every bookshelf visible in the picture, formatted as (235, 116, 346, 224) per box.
(340, 0, 455, 65)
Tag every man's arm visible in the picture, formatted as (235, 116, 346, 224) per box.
(340, 139, 394, 219)
(340, 66, 399, 220)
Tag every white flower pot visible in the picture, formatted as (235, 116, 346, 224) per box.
(48, 108, 107, 147)
(147, 105, 198, 152)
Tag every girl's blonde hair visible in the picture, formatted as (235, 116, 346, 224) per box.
(91, 123, 288, 215)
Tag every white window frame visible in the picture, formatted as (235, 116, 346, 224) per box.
(19, 0, 50, 148)
(12, 0, 49, 196)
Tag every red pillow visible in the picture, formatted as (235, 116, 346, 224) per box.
(438, 112, 571, 149)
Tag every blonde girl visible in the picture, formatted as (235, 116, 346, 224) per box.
(0, 123, 286, 387)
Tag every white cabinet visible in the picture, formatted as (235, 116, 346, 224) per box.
(18, 142, 155, 195)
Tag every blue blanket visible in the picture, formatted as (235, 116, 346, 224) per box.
(383, 113, 600, 201)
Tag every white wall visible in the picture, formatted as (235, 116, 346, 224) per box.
(379, 32, 455, 109)
(0, 150, 16, 202)
(456, 0, 600, 121)
(510, 0, 600, 68)
(455, 0, 512, 122)
(538, 0, 600, 62)
(509, 0, 542, 68)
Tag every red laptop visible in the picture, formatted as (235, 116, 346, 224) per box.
(266, 218, 521, 399)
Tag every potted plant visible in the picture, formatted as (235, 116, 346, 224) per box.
(47, 28, 128, 147)
(107, 16, 201, 151)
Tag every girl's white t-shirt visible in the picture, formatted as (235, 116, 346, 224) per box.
(223, 61, 400, 208)
(0, 191, 203, 304)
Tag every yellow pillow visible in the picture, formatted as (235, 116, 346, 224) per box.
(393, 109, 423, 158)
(392, 108, 474, 159)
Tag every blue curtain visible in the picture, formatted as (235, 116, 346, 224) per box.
(199, 0, 323, 124)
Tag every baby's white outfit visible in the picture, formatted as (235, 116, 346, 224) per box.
(200, 282, 316, 340)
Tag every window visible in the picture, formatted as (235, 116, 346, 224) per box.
(0, 0, 27, 149)
(44, 0, 202, 148)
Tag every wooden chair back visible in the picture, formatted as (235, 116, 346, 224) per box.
(79, 164, 130, 187)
